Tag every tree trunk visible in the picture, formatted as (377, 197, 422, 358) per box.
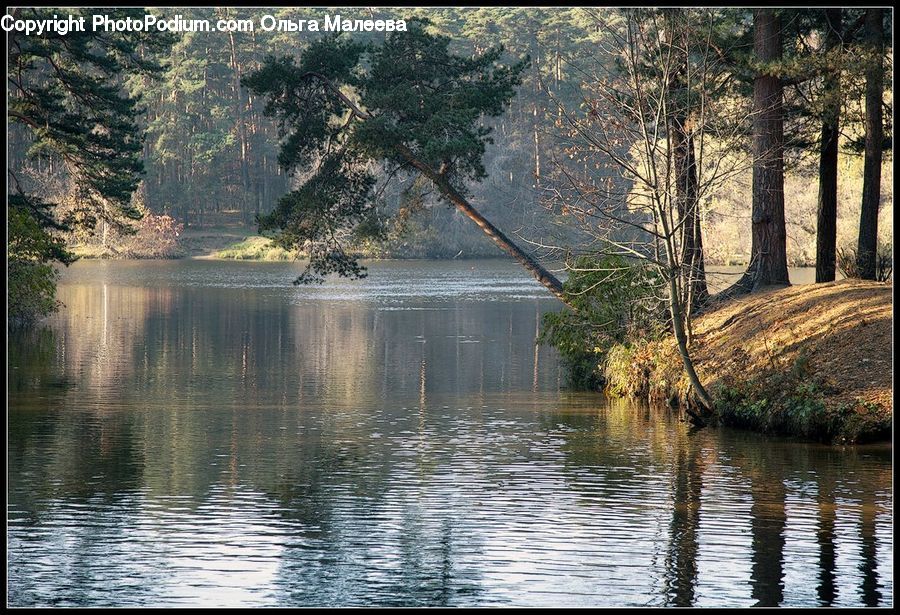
(856, 8, 884, 280)
(227, 27, 252, 227)
(665, 10, 709, 310)
(394, 144, 570, 307)
(815, 9, 842, 283)
(749, 9, 789, 289)
(727, 9, 789, 295)
(671, 117, 709, 309)
(668, 272, 713, 422)
(532, 105, 541, 188)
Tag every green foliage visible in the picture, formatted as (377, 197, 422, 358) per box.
(7, 197, 73, 264)
(76, 7, 601, 253)
(8, 260, 60, 326)
(539, 255, 663, 387)
(602, 340, 684, 400)
(604, 344, 643, 397)
(710, 351, 882, 442)
(7, 8, 171, 323)
(213, 236, 298, 261)
(828, 399, 892, 444)
(358, 24, 529, 183)
(7, 197, 73, 324)
(9, 8, 170, 227)
(243, 21, 528, 284)
(136, 12, 278, 224)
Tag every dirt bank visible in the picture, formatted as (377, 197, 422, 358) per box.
(696, 279, 891, 409)
(608, 279, 892, 442)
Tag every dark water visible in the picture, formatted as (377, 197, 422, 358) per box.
(7, 260, 892, 607)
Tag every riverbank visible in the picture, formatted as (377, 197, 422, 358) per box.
(73, 238, 509, 262)
(67, 228, 280, 260)
(70, 229, 502, 261)
(605, 280, 892, 443)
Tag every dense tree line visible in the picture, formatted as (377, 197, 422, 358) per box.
(7, 7, 893, 332)
(7, 7, 172, 322)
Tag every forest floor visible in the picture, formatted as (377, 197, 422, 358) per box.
(608, 279, 893, 443)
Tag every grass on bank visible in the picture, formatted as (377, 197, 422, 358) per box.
(209, 236, 299, 261)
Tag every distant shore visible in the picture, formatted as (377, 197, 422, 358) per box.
(68, 230, 803, 268)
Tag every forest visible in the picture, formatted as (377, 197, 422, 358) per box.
(6, 7, 895, 608)
(9, 10, 892, 258)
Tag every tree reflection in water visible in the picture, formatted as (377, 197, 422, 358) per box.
(7, 261, 893, 607)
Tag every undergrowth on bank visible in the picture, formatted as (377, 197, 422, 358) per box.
(213, 236, 299, 260)
(712, 352, 836, 439)
(538, 255, 663, 388)
(713, 353, 892, 443)
(603, 340, 892, 443)
(544, 288, 892, 443)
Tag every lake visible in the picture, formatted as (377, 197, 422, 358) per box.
(7, 260, 891, 607)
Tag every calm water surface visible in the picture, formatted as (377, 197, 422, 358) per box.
(8, 260, 892, 607)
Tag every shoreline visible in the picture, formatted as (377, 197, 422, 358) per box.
(604, 280, 892, 444)
(66, 249, 822, 269)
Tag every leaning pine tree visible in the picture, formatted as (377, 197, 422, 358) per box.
(243, 23, 571, 306)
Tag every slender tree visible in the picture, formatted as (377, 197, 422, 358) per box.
(856, 8, 885, 280)
(666, 10, 709, 310)
(815, 9, 842, 283)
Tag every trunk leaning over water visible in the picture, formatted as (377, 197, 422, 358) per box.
(302, 72, 571, 308)
(394, 144, 571, 308)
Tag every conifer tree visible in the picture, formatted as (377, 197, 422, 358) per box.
(243, 22, 570, 303)
(7, 8, 171, 322)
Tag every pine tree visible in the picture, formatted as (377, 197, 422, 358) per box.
(243, 22, 570, 303)
(747, 8, 789, 289)
(856, 8, 886, 280)
(7, 8, 171, 323)
(814, 9, 843, 283)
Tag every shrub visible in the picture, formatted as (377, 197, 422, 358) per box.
(213, 236, 298, 260)
(539, 255, 664, 388)
(8, 260, 60, 325)
(8, 198, 73, 324)
(837, 244, 892, 282)
(831, 400, 892, 444)
(711, 350, 888, 442)
(119, 213, 185, 258)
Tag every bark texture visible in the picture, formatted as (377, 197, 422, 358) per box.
(723, 9, 790, 298)
(856, 8, 884, 280)
(748, 9, 789, 289)
(815, 8, 842, 283)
